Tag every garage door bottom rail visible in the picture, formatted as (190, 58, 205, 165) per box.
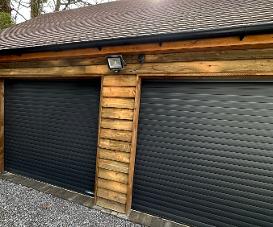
(0, 172, 94, 208)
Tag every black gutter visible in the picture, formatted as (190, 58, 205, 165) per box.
(1, 23, 273, 55)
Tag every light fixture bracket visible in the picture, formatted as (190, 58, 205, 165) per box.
(106, 55, 126, 73)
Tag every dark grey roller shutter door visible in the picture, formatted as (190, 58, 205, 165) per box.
(5, 80, 100, 194)
(133, 80, 273, 227)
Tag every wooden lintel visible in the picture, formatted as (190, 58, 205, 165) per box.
(0, 33, 273, 62)
(1, 59, 273, 78)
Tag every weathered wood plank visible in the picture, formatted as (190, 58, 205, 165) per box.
(97, 178, 128, 194)
(101, 108, 134, 120)
(1, 33, 273, 62)
(3, 59, 273, 77)
(101, 119, 133, 131)
(4, 48, 273, 70)
(103, 75, 137, 87)
(100, 128, 132, 142)
(0, 57, 107, 69)
(113, 59, 273, 75)
(99, 159, 129, 173)
(0, 81, 4, 173)
(98, 148, 130, 163)
(97, 187, 127, 204)
(102, 87, 136, 98)
(102, 98, 135, 109)
(144, 48, 273, 63)
(126, 77, 141, 213)
(96, 197, 126, 213)
(98, 168, 128, 184)
(99, 138, 131, 152)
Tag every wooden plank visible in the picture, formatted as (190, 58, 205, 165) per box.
(96, 197, 126, 213)
(0, 57, 107, 69)
(97, 187, 127, 204)
(101, 118, 133, 131)
(3, 59, 273, 77)
(102, 87, 136, 98)
(126, 77, 141, 213)
(1, 33, 273, 62)
(0, 66, 89, 76)
(100, 128, 132, 142)
(144, 48, 273, 63)
(117, 59, 273, 75)
(98, 168, 128, 184)
(98, 159, 129, 174)
(99, 138, 131, 152)
(4, 48, 273, 70)
(97, 178, 128, 194)
(0, 81, 4, 173)
(102, 98, 135, 109)
(101, 108, 134, 120)
(98, 148, 130, 163)
(103, 75, 137, 87)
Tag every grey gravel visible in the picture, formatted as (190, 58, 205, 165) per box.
(0, 179, 142, 227)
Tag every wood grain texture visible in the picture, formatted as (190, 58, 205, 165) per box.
(98, 159, 129, 173)
(3, 59, 273, 77)
(1, 33, 273, 62)
(98, 168, 128, 184)
(101, 119, 133, 131)
(4, 48, 273, 71)
(103, 76, 137, 87)
(97, 187, 127, 204)
(102, 87, 136, 98)
(98, 148, 130, 163)
(95, 75, 137, 213)
(99, 138, 131, 153)
(96, 197, 126, 213)
(102, 98, 135, 109)
(97, 178, 128, 194)
(100, 128, 132, 142)
(0, 81, 3, 173)
(101, 108, 134, 120)
(125, 77, 141, 213)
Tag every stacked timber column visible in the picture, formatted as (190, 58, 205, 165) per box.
(95, 75, 140, 214)
(0, 80, 4, 173)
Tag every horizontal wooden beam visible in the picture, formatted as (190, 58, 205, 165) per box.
(1, 33, 273, 62)
(2, 59, 273, 77)
(3, 48, 273, 70)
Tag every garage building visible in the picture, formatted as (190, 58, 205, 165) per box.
(1, 0, 273, 226)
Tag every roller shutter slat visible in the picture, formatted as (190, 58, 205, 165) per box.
(5, 80, 100, 194)
(133, 81, 273, 226)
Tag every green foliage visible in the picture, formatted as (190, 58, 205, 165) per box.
(0, 12, 13, 30)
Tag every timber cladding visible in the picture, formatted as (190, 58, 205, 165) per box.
(95, 75, 140, 213)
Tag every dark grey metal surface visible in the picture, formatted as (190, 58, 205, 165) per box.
(4, 80, 100, 194)
(133, 80, 273, 227)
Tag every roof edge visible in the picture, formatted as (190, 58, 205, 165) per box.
(1, 23, 273, 55)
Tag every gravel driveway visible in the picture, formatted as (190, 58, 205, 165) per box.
(0, 179, 141, 227)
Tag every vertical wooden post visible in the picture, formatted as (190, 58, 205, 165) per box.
(125, 76, 141, 213)
(94, 75, 140, 213)
(0, 80, 4, 173)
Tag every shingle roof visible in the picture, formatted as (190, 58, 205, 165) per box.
(1, 0, 273, 52)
